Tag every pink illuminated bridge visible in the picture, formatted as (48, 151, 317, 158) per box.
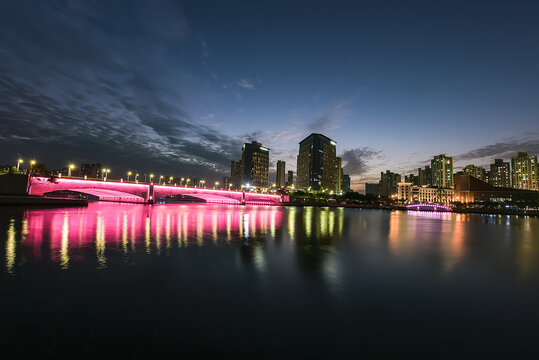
(29, 177, 284, 205)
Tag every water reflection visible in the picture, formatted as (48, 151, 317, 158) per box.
(1, 204, 539, 281)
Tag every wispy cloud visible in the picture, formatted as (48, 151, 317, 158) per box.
(236, 78, 255, 90)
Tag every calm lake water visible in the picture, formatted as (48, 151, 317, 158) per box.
(1, 203, 539, 358)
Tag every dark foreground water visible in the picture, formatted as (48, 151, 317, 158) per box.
(1, 203, 539, 358)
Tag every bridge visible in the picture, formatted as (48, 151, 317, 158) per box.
(28, 177, 283, 205)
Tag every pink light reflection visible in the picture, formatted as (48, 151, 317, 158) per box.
(22, 203, 283, 267)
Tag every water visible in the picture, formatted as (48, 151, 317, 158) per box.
(1, 203, 539, 358)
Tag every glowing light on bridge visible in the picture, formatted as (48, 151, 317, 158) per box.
(405, 204, 453, 212)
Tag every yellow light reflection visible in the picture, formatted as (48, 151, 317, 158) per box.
(60, 214, 70, 269)
(96, 215, 106, 268)
(6, 219, 16, 274)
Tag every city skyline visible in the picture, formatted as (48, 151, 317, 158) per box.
(1, 1, 539, 191)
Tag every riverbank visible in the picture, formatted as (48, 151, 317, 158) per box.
(0, 195, 88, 207)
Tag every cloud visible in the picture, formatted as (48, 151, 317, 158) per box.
(0, 1, 251, 178)
(455, 137, 539, 163)
(236, 79, 255, 90)
(341, 147, 382, 176)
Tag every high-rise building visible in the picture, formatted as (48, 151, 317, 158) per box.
(341, 174, 351, 193)
(296, 133, 337, 191)
(489, 159, 511, 187)
(222, 176, 231, 190)
(276, 160, 286, 188)
(287, 170, 294, 188)
(463, 164, 487, 182)
(365, 182, 380, 195)
(405, 173, 417, 185)
(241, 141, 269, 189)
(417, 166, 432, 186)
(336, 156, 342, 193)
(230, 160, 241, 190)
(80, 163, 101, 179)
(431, 154, 453, 188)
(380, 170, 401, 196)
(511, 151, 538, 190)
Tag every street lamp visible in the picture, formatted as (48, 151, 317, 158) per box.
(135, 173, 139, 183)
(103, 168, 110, 181)
(30, 160, 36, 174)
(159, 175, 164, 184)
(186, 178, 190, 187)
(214, 181, 219, 189)
(169, 176, 173, 184)
(200, 179, 205, 188)
(17, 159, 23, 172)
(68, 163, 75, 177)
(127, 171, 132, 181)
(181, 177, 185, 186)
(149, 174, 154, 183)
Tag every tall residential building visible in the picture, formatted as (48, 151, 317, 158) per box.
(296, 133, 337, 191)
(380, 170, 401, 196)
(511, 151, 538, 190)
(230, 160, 241, 190)
(489, 159, 511, 187)
(287, 170, 294, 188)
(463, 164, 487, 182)
(365, 182, 380, 195)
(341, 174, 351, 193)
(336, 156, 343, 193)
(241, 141, 269, 189)
(417, 166, 432, 186)
(431, 154, 453, 188)
(276, 160, 286, 188)
(405, 173, 417, 185)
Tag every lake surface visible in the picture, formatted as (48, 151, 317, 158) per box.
(1, 203, 539, 358)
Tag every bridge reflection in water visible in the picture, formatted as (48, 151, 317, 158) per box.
(20, 203, 282, 269)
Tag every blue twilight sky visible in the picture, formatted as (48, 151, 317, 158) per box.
(1, 0, 538, 190)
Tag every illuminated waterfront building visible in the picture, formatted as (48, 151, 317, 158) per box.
(241, 141, 269, 189)
(463, 164, 487, 181)
(336, 156, 342, 193)
(489, 159, 511, 187)
(296, 133, 337, 191)
(397, 183, 454, 205)
(417, 166, 432, 186)
(341, 174, 351, 193)
(286, 170, 294, 188)
(454, 175, 539, 203)
(511, 151, 538, 190)
(276, 160, 286, 188)
(380, 170, 401, 197)
(230, 160, 241, 190)
(431, 154, 453, 188)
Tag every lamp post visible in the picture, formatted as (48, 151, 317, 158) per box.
(149, 174, 154, 183)
(17, 159, 23, 172)
(214, 181, 219, 189)
(103, 169, 110, 181)
(30, 160, 36, 174)
(169, 176, 173, 184)
(135, 173, 139, 183)
(159, 175, 164, 184)
(181, 178, 185, 186)
(186, 178, 190, 187)
(201, 179, 205, 188)
(127, 171, 132, 181)
(68, 164, 75, 177)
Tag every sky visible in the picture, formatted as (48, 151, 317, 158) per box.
(1, 0, 538, 191)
